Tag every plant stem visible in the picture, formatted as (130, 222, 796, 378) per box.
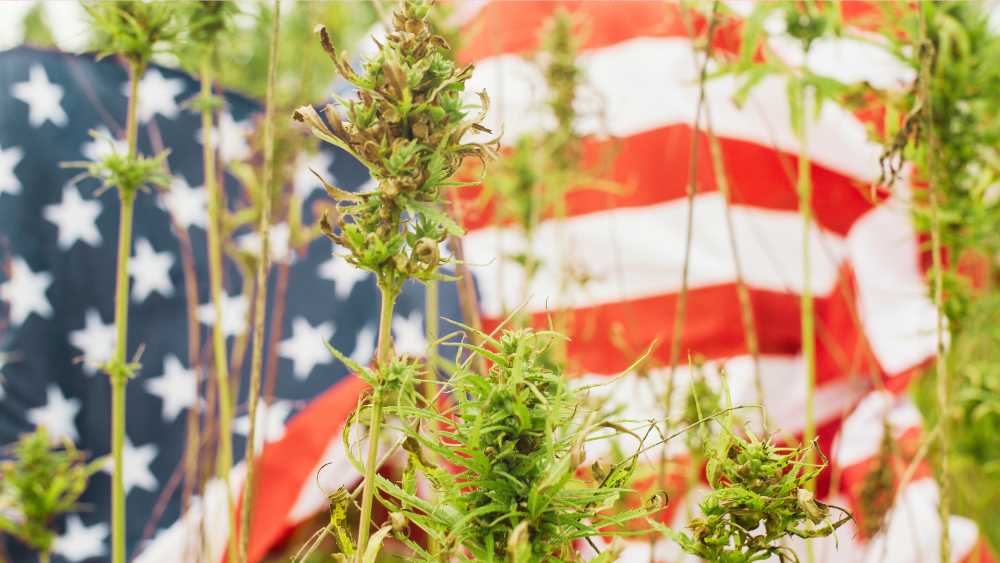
(797, 89, 817, 563)
(918, 6, 950, 559)
(239, 2, 280, 560)
(109, 60, 143, 563)
(424, 279, 438, 402)
(200, 54, 236, 563)
(39, 551, 49, 563)
(356, 284, 396, 557)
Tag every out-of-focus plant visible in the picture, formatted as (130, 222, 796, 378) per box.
(0, 428, 104, 563)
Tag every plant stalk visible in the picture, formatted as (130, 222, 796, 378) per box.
(109, 60, 143, 563)
(239, 2, 280, 560)
(200, 54, 236, 563)
(356, 284, 396, 556)
(918, 6, 950, 559)
(796, 89, 817, 563)
(424, 279, 438, 402)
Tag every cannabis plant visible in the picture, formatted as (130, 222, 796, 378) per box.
(293, 0, 496, 556)
(71, 4, 179, 562)
(382, 329, 661, 561)
(657, 429, 850, 563)
(0, 428, 103, 563)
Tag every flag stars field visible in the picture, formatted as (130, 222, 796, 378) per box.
(26, 385, 81, 443)
(11, 64, 67, 128)
(53, 514, 109, 563)
(279, 316, 335, 380)
(319, 253, 369, 300)
(69, 309, 116, 375)
(196, 291, 249, 338)
(0, 144, 24, 195)
(0, 257, 53, 325)
(144, 355, 197, 422)
(159, 176, 208, 231)
(43, 183, 103, 250)
(129, 238, 175, 302)
(103, 436, 158, 496)
(129, 68, 185, 123)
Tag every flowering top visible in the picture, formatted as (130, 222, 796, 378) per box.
(294, 0, 497, 295)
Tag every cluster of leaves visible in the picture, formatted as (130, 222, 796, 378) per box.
(341, 327, 655, 562)
(294, 0, 497, 296)
(664, 430, 850, 563)
(83, 1, 181, 67)
(0, 428, 103, 555)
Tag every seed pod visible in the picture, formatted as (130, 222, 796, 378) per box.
(389, 511, 407, 533)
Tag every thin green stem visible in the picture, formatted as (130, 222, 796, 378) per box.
(109, 60, 143, 563)
(797, 90, 817, 563)
(39, 551, 49, 563)
(200, 54, 236, 563)
(239, 2, 280, 560)
(356, 285, 396, 557)
(918, 6, 950, 560)
(424, 279, 438, 402)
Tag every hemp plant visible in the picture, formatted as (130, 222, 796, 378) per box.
(69, 4, 178, 562)
(292, 0, 497, 556)
(657, 429, 850, 563)
(0, 428, 103, 563)
(349, 327, 659, 562)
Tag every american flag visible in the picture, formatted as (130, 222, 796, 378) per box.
(0, 45, 461, 562)
(1, 2, 997, 563)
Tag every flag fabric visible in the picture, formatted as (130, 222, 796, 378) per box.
(0, 46, 461, 562)
(448, 1, 994, 562)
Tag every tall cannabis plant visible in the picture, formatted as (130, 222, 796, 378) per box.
(293, 0, 496, 555)
(73, 4, 178, 562)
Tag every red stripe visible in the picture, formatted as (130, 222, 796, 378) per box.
(481, 268, 886, 382)
(455, 125, 881, 237)
(234, 374, 368, 563)
(458, 1, 743, 64)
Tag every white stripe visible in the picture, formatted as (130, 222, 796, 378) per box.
(467, 36, 885, 182)
(135, 464, 246, 563)
(847, 190, 940, 375)
(573, 354, 868, 460)
(465, 193, 847, 317)
(832, 390, 923, 467)
(286, 424, 362, 523)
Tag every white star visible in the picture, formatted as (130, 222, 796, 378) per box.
(144, 355, 196, 422)
(129, 238, 174, 302)
(127, 69, 185, 123)
(350, 325, 375, 366)
(197, 291, 249, 338)
(234, 399, 293, 450)
(279, 317, 335, 380)
(0, 144, 24, 196)
(80, 127, 127, 163)
(393, 310, 427, 357)
(11, 64, 67, 127)
(53, 515, 108, 562)
(292, 151, 335, 200)
(43, 184, 103, 250)
(26, 385, 81, 443)
(103, 436, 158, 495)
(237, 223, 292, 263)
(319, 253, 370, 300)
(198, 112, 252, 163)
(159, 176, 208, 231)
(0, 257, 53, 325)
(69, 309, 116, 375)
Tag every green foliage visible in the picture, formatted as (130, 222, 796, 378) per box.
(83, 1, 180, 67)
(663, 431, 850, 563)
(0, 428, 103, 555)
(21, 2, 56, 48)
(295, 0, 497, 296)
(62, 131, 170, 201)
(356, 327, 655, 562)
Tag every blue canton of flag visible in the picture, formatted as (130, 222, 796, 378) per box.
(0, 46, 460, 562)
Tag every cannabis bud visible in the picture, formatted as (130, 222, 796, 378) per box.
(294, 0, 498, 296)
